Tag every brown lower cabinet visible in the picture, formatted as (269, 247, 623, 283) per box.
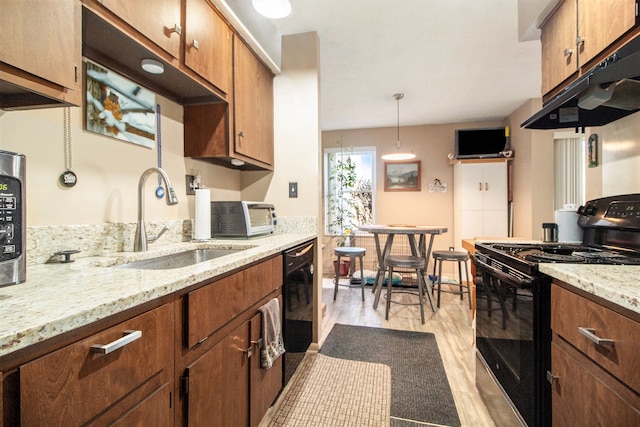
(550, 282, 640, 426)
(0, 254, 285, 426)
(182, 308, 283, 427)
(177, 256, 283, 426)
(20, 303, 174, 426)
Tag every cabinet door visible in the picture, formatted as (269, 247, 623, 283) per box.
(482, 210, 508, 238)
(481, 162, 507, 209)
(111, 382, 173, 427)
(98, 0, 182, 58)
(0, 0, 80, 93)
(578, 0, 636, 66)
(541, 0, 578, 94)
(249, 308, 283, 427)
(233, 39, 274, 166)
(459, 163, 485, 211)
(20, 304, 174, 426)
(185, 321, 250, 427)
(551, 341, 640, 426)
(460, 212, 485, 241)
(184, 0, 232, 93)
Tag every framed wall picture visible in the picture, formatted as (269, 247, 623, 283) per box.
(587, 134, 598, 168)
(85, 60, 157, 148)
(384, 161, 421, 191)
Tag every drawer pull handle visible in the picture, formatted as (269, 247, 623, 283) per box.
(91, 330, 142, 354)
(578, 327, 614, 347)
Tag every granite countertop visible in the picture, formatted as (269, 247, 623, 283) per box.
(539, 263, 640, 315)
(0, 233, 315, 358)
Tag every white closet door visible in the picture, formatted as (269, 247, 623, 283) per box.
(460, 163, 485, 211)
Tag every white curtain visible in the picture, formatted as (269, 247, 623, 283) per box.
(554, 137, 585, 209)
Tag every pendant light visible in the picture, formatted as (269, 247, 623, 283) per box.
(252, 0, 292, 19)
(381, 93, 415, 161)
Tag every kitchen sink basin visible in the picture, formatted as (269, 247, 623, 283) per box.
(115, 248, 244, 270)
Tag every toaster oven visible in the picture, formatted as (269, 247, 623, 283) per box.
(211, 201, 276, 237)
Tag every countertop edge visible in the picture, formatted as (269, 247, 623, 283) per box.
(0, 233, 316, 359)
(539, 263, 640, 314)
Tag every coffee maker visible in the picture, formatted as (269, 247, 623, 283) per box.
(0, 150, 26, 286)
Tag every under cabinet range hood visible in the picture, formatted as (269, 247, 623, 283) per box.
(522, 33, 640, 130)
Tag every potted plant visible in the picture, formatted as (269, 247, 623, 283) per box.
(327, 148, 357, 244)
(327, 144, 357, 276)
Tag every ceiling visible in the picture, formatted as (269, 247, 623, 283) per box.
(266, 0, 546, 131)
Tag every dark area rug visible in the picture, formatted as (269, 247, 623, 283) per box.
(320, 323, 462, 427)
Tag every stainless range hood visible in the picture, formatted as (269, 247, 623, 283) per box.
(522, 34, 640, 130)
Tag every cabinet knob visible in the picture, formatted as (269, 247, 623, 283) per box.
(191, 39, 200, 50)
(485, 182, 489, 191)
(478, 182, 482, 191)
(546, 370, 559, 385)
(238, 131, 245, 138)
(564, 47, 574, 57)
(168, 23, 182, 35)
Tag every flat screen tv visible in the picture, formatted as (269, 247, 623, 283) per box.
(455, 127, 508, 159)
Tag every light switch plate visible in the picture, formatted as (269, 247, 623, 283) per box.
(289, 182, 298, 198)
(186, 175, 196, 195)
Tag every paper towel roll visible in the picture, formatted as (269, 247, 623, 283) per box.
(194, 188, 211, 240)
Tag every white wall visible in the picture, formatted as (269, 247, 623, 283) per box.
(243, 32, 321, 220)
(509, 98, 555, 239)
(601, 113, 640, 196)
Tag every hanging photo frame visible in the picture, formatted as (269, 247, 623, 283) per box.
(384, 161, 421, 191)
(587, 134, 598, 168)
(85, 60, 157, 148)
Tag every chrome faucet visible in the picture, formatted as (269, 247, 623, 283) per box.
(134, 167, 179, 252)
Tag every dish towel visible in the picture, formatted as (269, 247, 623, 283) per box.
(258, 298, 285, 369)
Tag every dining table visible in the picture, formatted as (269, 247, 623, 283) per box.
(358, 224, 448, 311)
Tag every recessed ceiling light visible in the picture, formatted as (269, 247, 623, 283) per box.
(252, 0, 291, 19)
(141, 59, 164, 75)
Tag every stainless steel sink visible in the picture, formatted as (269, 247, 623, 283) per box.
(115, 248, 243, 270)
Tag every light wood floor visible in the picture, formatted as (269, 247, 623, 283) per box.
(319, 277, 497, 427)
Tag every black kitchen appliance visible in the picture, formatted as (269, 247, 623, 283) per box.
(473, 194, 640, 426)
(522, 33, 640, 130)
(0, 150, 26, 286)
(282, 239, 315, 386)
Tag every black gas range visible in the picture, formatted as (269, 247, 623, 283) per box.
(473, 194, 640, 427)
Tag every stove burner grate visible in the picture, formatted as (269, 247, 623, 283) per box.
(524, 253, 585, 263)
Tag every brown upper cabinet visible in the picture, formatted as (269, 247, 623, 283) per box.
(96, 0, 182, 59)
(0, 0, 82, 109)
(184, 38, 275, 170)
(233, 38, 275, 168)
(184, 0, 233, 94)
(541, 0, 637, 97)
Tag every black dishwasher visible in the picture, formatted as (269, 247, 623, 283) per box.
(282, 239, 315, 385)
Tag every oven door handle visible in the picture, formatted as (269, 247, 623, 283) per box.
(470, 254, 533, 287)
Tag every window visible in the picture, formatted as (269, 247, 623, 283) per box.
(554, 135, 585, 209)
(324, 147, 375, 235)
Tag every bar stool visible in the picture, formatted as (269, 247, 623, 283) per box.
(382, 255, 435, 324)
(333, 247, 366, 301)
(431, 249, 472, 309)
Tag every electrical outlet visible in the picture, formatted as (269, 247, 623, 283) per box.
(186, 175, 196, 195)
(289, 182, 298, 198)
